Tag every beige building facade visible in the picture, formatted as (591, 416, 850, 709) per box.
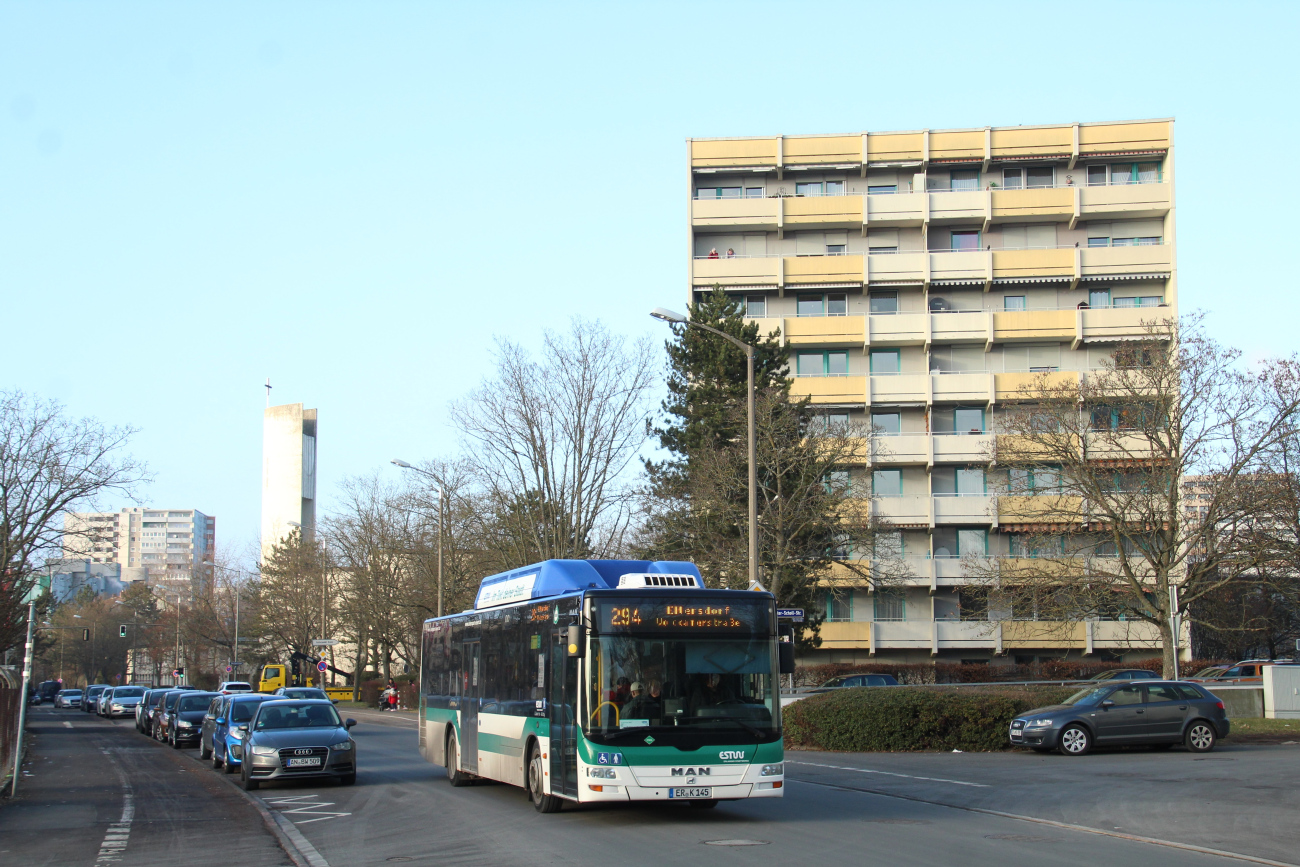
(687, 119, 1176, 664)
(261, 402, 318, 561)
(63, 507, 216, 594)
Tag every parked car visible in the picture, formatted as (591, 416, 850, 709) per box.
(28, 691, 42, 705)
(813, 674, 900, 691)
(101, 686, 147, 719)
(272, 687, 333, 701)
(37, 680, 62, 703)
(1204, 660, 1300, 683)
(1187, 665, 1231, 682)
(166, 691, 219, 748)
(1009, 680, 1229, 756)
(143, 689, 170, 734)
(216, 681, 254, 695)
(83, 684, 110, 713)
(154, 689, 190, 741)
(206, 694, 277, 773)
(136, 689, 163, 732)
(56, 689, 83, 709)
(1086, 669, 1159, 683)
(240, 699, 358, 790)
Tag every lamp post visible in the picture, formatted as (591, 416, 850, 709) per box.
(392, 460, 445, 617)
(11, 600, 35, 796)
(650, 307, 759, 589)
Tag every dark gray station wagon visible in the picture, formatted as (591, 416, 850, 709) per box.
(1010, 681, 1230, 756)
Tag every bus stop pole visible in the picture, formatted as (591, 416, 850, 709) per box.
(10, 600, 35, 797)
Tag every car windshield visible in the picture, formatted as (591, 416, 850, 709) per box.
(282, 689, 326, 699)
(230, 698, 273, 723)
(820, 676, 849, 688)
(114, 688, 144, 698)
(586, 634, 777, 738)
(63, 690, 83, 696)
(223, 683, 251, 690)
(254, 703, 342, 730)
(179, 695, 212, 712)
(1062, 686, 1113, 706)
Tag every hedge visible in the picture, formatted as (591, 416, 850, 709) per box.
(783, 685, 1078, 752)
(793, 658, 1227, 688)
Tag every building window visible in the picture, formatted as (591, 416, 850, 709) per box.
(1009, 534, 1064, 558)
(1087, 165, 1108, 187)
(873, 590, 906, 622)
(1009, 466, 1062, 494)
(867, 184, 897, 195)
(956, 468, 986, 496)
(816, 411, 851, 432)
(745, 186, 763, 198)
(1111, 236, 1162, 246)
(826, 592, 852, 622)
(1026, 166, 1054, 189)
(950, 230, 981, 252)
(955, 406, 985, 434)
(826, 293, 847, 315)
(1088, 236, 1110, 247)
(824, 470, 852, 496)
(745, 295, 767, 318)
(695, 186, 743, 199)
(872, 412, 901, 435)
(1003, 295, 1026, 311)
(870, 291, 899, 314)
(1113, 295, 1163, 308)
(797, 351, 849, 376)
(1089, 288, 1111, 308)
(870, 348, 900, 374)
(950, 170, 979, 192)
(872, 469, 902, 497)
(1001, 168, 1023, 190)
(874, 531, 904, 558)
(798, 293, 847, 316)
(796, 181, 845, 197)
(826, 243, 847, 255)
(797, 294, 823, 316)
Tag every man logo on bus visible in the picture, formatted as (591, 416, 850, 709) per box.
(670, 767, 711, 776)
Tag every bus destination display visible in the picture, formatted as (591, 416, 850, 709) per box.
(596, 599, 769, 633)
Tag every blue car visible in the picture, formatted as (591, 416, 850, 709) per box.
(206, 693, 276, 774)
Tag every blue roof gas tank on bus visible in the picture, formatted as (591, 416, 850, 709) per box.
(472, 560, 703, 610)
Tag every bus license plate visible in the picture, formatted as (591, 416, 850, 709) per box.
(287, 757, 321, 767)
(669, 787, 711, 799)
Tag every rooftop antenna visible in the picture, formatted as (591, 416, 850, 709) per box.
(265, 378, 272, 408)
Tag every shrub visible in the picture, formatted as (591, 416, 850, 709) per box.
(783, 685, 1077, 752)
(793, 658, 1227, 688)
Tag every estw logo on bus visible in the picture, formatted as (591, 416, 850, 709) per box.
(719, 750, 746, 761)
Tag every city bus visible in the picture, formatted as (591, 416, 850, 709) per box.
(418, 559, 792, 812)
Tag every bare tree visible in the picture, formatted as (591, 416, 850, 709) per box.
(0, 390, 149, 654)
(966, 317, 1300, 676)
(451, 319, 657, 566)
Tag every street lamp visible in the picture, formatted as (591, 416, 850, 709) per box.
(392, 460, 446, 616)
(650, 307, 759, 589)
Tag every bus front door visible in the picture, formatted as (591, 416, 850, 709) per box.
(461, 641, 480, 774)
(548, 629, 578, 797)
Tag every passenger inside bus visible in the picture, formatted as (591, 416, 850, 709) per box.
(620, 681, 661, 721)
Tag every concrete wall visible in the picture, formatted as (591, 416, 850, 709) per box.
(1206, 685, 1264, 719)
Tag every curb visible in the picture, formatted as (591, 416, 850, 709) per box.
(228, 781, 321, 867)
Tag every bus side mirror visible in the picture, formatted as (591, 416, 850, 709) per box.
(566, 624, 583, 657)
(779, 643, 795, 674)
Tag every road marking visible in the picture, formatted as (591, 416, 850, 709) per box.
(263, 795, 352, 825)
(787, 760, 990, 788)
(63, 722, 72, 729)
(94, 749, 134, 865)
(790, 778, 1300, 867)
(261, 802, 333, 867)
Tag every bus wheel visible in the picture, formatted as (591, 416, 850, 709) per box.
(528, 744, 562, 813)
(447, 735, 471, 788)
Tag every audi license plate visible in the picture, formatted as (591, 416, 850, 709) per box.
(668, 787, 711, 799)
(287, 757, 321, 767)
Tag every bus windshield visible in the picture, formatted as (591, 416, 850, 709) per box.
(586, 633, 777, 741)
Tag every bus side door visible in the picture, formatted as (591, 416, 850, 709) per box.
(461, 641, 480, 774)
(548, 629, 578, 797)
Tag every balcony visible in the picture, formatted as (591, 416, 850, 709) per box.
(783, 195, 863, 229)
(871, 621, 932, 647)
(818, 621, 872, 649)
(691, 197, 778, 230)
(784, 316, 865, 347)
(931, 372, 994, 404)
(998, 495, 1085, 526)
(784, 254, 864, 286)
(931, 433, 992, 463)
(872, 434, 929, 465)
(1002, 620, 1088, 648)
(991, 248, 1074, 281)
(692, 255, 779, 287)
(929, 250, 990, 283)
(869, 312, 927, 345)
(935, 620, 999, 646)
(873, 496, 930, 525)
(1080, 182, 1171, 220)
(1080, 305, 1172, 342)
(994, 370, 1079, 401)
(933, 495, 995, 524)
(867, 251, 927, 283)
(866, 192, 925, 226)
(1079, 244, 1172, 279)
(930, 310, 988, 343)
(928, 190, 987, 223)
(990, 187, 1073, 221)
(870, 373, 928, 404)
(992, 309, 1075, 343)
(790, 375, 865, 405)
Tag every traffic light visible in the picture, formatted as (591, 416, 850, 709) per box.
(119, 625, 127, 638)
(82, 628, 90, 641)
(290, 658, 300, 676)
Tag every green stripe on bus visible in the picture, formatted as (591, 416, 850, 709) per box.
(425, 707, 457, 724)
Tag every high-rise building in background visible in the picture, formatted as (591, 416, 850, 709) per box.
(687, 118, 1176, 664)
(261, 402, 317, 560)
(63, 507, 216, 594)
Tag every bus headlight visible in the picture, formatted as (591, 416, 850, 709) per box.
(760, 763, 783, 776)
(587, 767, 617, 779)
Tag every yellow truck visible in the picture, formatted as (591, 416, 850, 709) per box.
(256, 655, 354, 701)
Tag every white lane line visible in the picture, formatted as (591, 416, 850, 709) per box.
(63, 721, 73, 728)
(94, 749, 134, 865)
(787, 760, 990, 788)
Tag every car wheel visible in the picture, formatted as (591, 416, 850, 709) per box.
(242, 765, 259, 791)
(170, 731, 182, 749)
(199, 737, 211, 760)
(1058, 724, 1092, 756)
(212, 748, 223, 770)
(446, 735, 471, 788)
(527, 744, 562, 813)
(339, 773, 356, 786)
(1185, 721, 1216, 753)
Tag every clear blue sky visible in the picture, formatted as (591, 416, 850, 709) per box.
(2, 1, 1295, 558)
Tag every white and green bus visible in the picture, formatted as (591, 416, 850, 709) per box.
(419, 559, 791, 812)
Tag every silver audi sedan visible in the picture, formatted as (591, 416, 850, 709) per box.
(240, 699, 357, 790)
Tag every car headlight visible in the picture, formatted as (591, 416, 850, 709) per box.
(251, 745, 279, 757)
(587, 767, 616, 779)
(112, 705, 124, 711)
(178, 721, 193, 729)
(760, 763, 784, 776)
(1025, 718, 1053, 729)
(229, 729, 245, 740)
(330, 740, 353, 751)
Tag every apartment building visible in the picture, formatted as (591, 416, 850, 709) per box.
(63, 508, 216, 594)
(687, 119, 1175, 664)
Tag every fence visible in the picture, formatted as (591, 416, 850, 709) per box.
(0, 677, 20, 791)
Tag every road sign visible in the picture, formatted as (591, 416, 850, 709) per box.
(317, 660, 328, 673)
(225, 665, 232, 673)
(311, 639, 339, 646)
(777, 608, 805, 622)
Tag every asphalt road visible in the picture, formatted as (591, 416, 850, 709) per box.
(5, 705, 1299, 867)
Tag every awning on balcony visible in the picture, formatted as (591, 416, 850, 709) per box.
(785, 282, 862, 289)
(693, 166, 772, 174)
(994, 276, 1074, 284)
(867, 160, 923, 169)
(930, 279, 985, 286)
(1080, 273, 1170, 282)
(868, 279, 924, 286)
(717, 284, 779, 292)
(786, 163, 860, 171)
(1080, 335, 1169, 344)
(1082, 149, 1167, 158)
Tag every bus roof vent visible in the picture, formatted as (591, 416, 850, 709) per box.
(617, 573, 700, 588)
